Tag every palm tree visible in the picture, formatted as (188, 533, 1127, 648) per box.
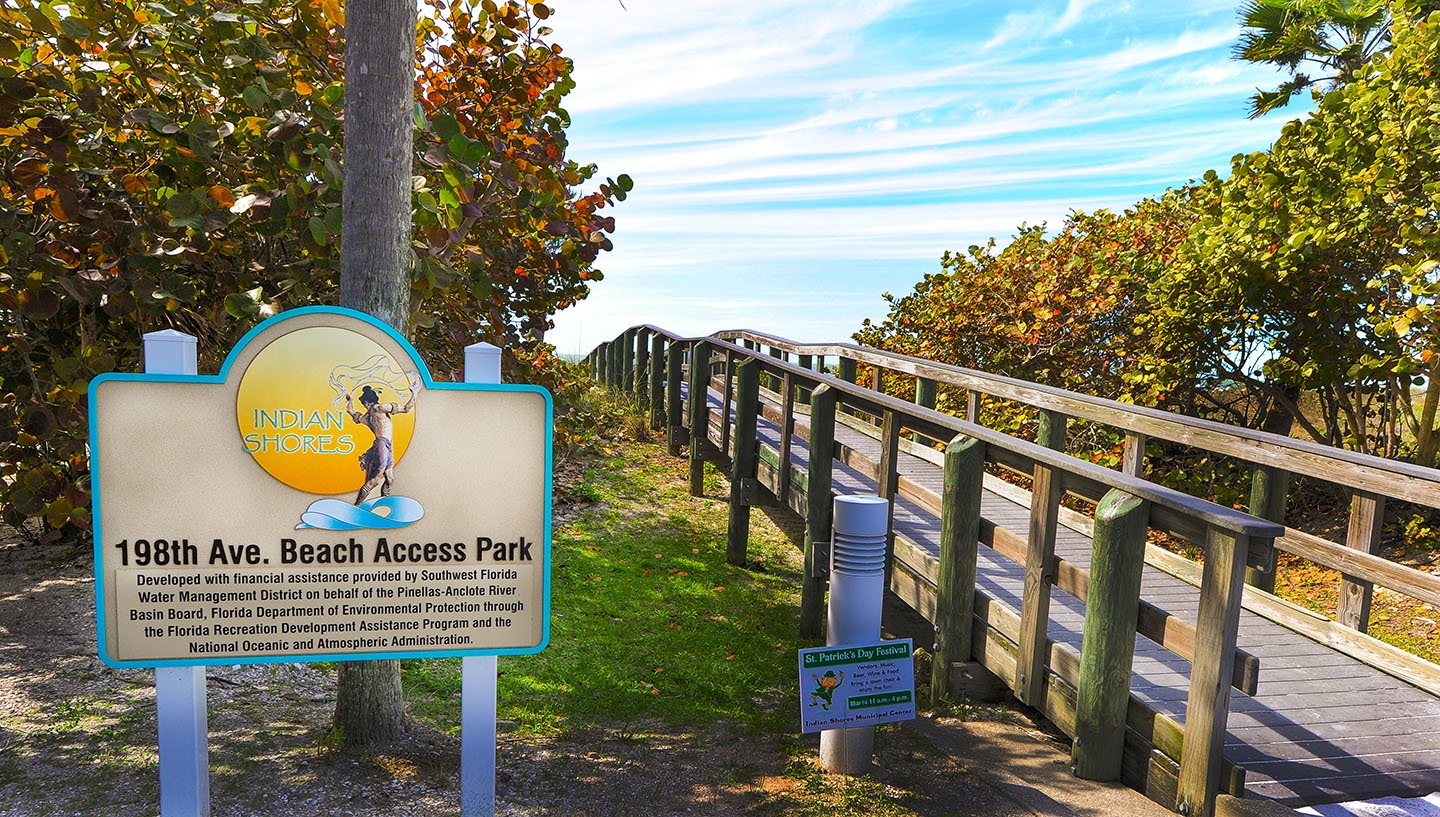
(1235, 0, 1390, 117)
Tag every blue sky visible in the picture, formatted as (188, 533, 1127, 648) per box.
(542, 0, 1304, 356)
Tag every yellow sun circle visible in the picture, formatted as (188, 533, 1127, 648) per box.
(236, 326, 416, 495)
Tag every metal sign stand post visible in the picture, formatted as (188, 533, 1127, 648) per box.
(822, 495, 890, 775)
(146, 329, 211, 817)
(461, 341, 502, 817)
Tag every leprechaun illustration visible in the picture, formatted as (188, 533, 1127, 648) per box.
(809, 670, 845, 711)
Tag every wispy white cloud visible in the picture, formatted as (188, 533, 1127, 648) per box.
(541, 0, 1300, 350)
(553, 0, 913, 112)
(982, 0, 1098, 52)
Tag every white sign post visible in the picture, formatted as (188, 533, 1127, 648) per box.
(462, 341, 501, 817)
(146, 330, 210, 817)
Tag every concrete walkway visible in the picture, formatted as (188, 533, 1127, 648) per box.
(904, 714, 1179, 817)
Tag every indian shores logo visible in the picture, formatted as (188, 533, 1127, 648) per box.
(235, 325, 424, 531)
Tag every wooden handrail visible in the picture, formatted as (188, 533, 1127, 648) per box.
(607, 326, 1287, 539)
(600, 328, 1440, 596)
(715, 328, 1440, 510)
(697, 327, 1440, 642)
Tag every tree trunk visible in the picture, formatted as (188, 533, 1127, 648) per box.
(1418, 356, 1440, 468)
(1258, 382, 1301, 438)
(334, 0, 418, 747)
(334, 661, 408, 745)
(340, 0, 416, 333)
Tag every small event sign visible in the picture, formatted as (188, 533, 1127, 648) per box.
(89, 307, 552, 668)
(798, 639, 916, 734)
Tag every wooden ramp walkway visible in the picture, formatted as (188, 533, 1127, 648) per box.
(588, 327, 1440, 817)
(736, 387, 1440, 806)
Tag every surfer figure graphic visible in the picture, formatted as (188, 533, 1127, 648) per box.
(346, 372, 420, 504)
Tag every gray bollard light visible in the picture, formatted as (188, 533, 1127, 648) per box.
(820, 495, 890, 776)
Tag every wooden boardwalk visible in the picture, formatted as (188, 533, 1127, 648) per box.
(591, 327, 1440, 815)
(721, 385, 1440, 806)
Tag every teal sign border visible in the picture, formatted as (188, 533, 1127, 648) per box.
(89, 306, 554, 668)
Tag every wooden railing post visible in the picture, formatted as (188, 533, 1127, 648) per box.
(915, 377, 937, 411)
(800, 385, 837, 639)
(966, 389, 981, 425)
(594, 343, 606, 385)
(649, 333, 665, 432)
(1245, 464, 1289, 592)
(1122, 431, 1147, 477)
(1338, 491, 1385, 631)
(613, 337, 624, 391)
(1038, 408, 1067, 453)
(838, 357, 857, 385)
(622, 328, 637, 393)
(605, 334, 617, 389)
(720, 348, 735, 458)
(1178, 525, 1250, 817)
(798, 354, 814, 405)
(635, 329, 650, 409)
(878, 409, 900, 585)
(779, 371, 796, 506)
(688, 340, 711, 496)
(931, 435, 985, 707)
(766, 345, 783, 394)
(1015, 410, 1067, 708)
(1073, 489, 1150, 782)
(727, 358, 760, 567)
(666, 341, 684, 456)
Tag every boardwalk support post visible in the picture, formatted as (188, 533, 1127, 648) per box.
(1073, 489, 1149, 781)
(779, 371, 796, 506)
(800, 384, 837, 639)
(916, 377, 936, 411)
(649, 333, 665, 432)
(1122, 431, 1147, 477)
(1338, 491, 1385, 632)
(727, 358, 760, 566)
(666, 341, 685, 455)
(622, 328, 636, 392)
(798, 354, 814, 405)
(931, 435, 984, 707)
(878, 409, 901, 585)
(720, 349, 735, 457)
(634, 328, 650, 408)
(608, 336, 622, 390)
(688, 340, 711, 496)
(1178, 525, 1250, 817)
(1015, 410, 1067, 707)
(1245, 465, 1287, 591)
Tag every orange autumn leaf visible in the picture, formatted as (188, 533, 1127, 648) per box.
(207, 185, 236, 207)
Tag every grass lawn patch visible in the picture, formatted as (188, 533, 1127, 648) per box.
(402, 439, 818, 737)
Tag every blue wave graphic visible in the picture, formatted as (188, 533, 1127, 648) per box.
(295, 496, 425, 531)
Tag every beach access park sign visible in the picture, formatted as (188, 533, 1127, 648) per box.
(89, 307, 552, 668)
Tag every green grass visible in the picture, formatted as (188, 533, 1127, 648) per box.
(402, 440, 817, 737)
